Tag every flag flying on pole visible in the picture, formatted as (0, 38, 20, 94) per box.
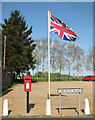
(50, 13, 78, 41)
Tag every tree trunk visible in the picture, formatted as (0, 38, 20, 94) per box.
(73, 62, 75, 80)
(37, 64, 39, 81)
(60, 66, 61, 80)
(68, 63, 70, 80)
(42, 55, 44, 80)
(60, 57, 62, 79)
(33, 70, 34, 80)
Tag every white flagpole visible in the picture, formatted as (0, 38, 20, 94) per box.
(46, 9, 51, 116)
(48, 9, 50, 100)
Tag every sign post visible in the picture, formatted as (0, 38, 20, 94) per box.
(57, 88, 83, 116)
(27, 92, 29, 113)
(78, 92, 80, 116)
(59, 93, 61, 116)
(24, 76, 31, 113)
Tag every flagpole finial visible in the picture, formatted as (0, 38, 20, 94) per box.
(48, 9, 50, 11)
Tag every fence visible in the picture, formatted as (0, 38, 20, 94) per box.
(2, 70, 15, 90)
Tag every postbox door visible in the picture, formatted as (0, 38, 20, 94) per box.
(24, 82, 31, 92)
(24, 76, 31, 92)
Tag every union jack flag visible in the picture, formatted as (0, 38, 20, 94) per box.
(50, 13, 78, 41)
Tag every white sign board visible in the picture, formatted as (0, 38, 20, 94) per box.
(57, 88, 83, 94)
(57, 88, 83, 116)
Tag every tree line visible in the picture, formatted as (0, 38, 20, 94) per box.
(34, 39, 85, 80)
(34, 39, 93, 81)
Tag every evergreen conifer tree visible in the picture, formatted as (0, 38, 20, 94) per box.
(2, 10, 36, 75)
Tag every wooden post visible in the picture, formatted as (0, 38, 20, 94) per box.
(3, 36, 6, 68)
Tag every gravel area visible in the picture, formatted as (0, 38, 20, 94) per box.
(1, 81, 93, 117)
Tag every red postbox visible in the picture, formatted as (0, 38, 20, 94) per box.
(24, 76, 31, 92)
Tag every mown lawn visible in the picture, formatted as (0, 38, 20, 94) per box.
(36, 76, 83, 82)
(17, 76, 83, 82)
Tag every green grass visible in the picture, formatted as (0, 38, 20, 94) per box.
(36, 77, 82, 82)
(16, 76, 83, 82)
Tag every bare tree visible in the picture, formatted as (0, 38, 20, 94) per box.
(34, 40, 42, 80)
(72, 44, 84, 77)
(39, 38, 48, 79)
(94, 46, 95, 74)
(64, 43, 84, 80)
(75, 45, 84, 76)
(64, 43, 74, 80)
(54, 40, 67, 79)
(51, 40, 58, 74)
(86, 47, 93, 72)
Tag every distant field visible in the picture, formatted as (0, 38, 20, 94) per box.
(17, 76, 83, 82)
(36, 77, 83, 82)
